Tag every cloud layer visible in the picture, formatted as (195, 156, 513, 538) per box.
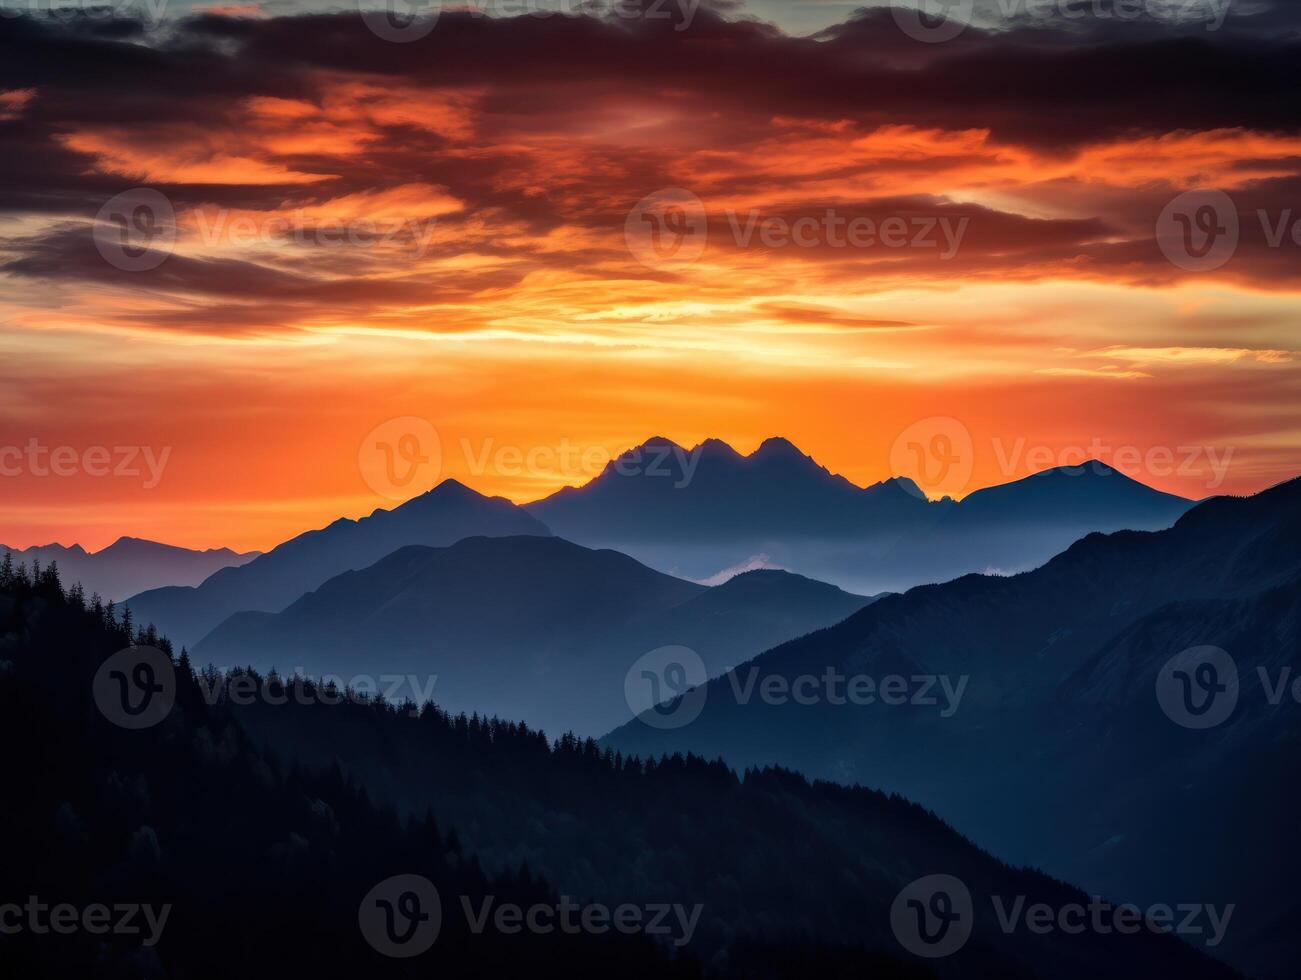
(0, 2, 1298, 547)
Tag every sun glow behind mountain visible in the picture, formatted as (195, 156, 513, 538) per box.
(0, 5, 1298, 551)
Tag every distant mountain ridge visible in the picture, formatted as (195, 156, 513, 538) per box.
(525, 436, 1196, 592)
(1, 536, 259, 602)
(125, 479, 550, 649)
(528, 435, 931, 540)
(604, 476, 1301, 979)
(195, 534, 877, 736)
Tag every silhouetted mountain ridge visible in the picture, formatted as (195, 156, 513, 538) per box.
(195, 534, 877, 736)
(123, 479, 550, 648)
(605, 476, 1301, 978)
(1, 536, 259, 602)
(526, 438, 1194, 592)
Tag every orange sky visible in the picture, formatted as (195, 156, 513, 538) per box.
(1, 9, 1298, 552)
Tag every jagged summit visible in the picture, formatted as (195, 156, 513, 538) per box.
(751, 436, 806, 460)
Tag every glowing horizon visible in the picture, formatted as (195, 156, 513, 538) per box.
(1, 5, 1298, 552)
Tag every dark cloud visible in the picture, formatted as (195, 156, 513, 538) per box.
(0, 223, 524, 332)
(4, 4, 1299, 150)
(1, 3, 1299, 320)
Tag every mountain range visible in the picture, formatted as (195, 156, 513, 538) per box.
(124, 479, 549, 649)
(525, 437, 1196, 593)
(124, 438, 1197, 652)
(194, 535, 877, 736)
(1, 537, 259, 602)
(6, 438, 1293, 977)
(1, 562, 1236, 979)
(605, 476, 1301, 979)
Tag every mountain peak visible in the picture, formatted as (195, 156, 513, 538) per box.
(883, 475, 924, 498)
(105, 535, 159, 550)
(400, 478, 488, 507)
(751, 436, 806, 462)
(696, 437, 742, 460)
(1040, 459, 1121, 479)
(601, 436, 692, 473)
(634, 435, 688, 453)
(431, 477, 475, 495)
(955, 459, 1193, 527)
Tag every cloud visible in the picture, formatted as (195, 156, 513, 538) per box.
(697, 553, 786, 586)
(1093, 345, 1296, 365)
(0, 4, 1298, 548)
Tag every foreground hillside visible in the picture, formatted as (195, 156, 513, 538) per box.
(0, 561, 1235, 979)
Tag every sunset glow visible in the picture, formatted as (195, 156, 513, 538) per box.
(1, 5, 1298, 552)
